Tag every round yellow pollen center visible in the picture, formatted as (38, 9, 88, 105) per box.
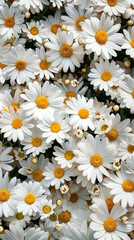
(64, 151, 74, 160)
(78, 109, 89, 119)
(130, 40, 134, 48)
(95, 30, 108, 44)
(50, 123, 61, 133)
(60, 44, 73, 57)
(106, 129, 118, 141)
(132, 90, 134, 98)
(90, 154, 102, 167)
(0, 62, 7, 69)
(104, 218, 116, 232)
(51, 24, 61, 34)
(43, 205, 51, 213)
(16, 212, 24, 220)
(10, 104, 20, 113)
(16, 60, 26, 71)
(39, 60, 50, 70)
(101, 71, 112, 81)
(49, 213, 57, 221)
(70, 193, 78, 203)
(0, 189, 10, 202)
(33, 169, 44, 182)
(75, 16, 85, 31)
(12, 118, 22, 129)
(24, 193, 36, 204)
(108, 0, 117, 7)
(32, 137, 42, 147)
(30, 27, 38, 35)
(54, 168, 64, 178)
(59, 210, 71, 223)
(66, 91, 76, 98)
(127, 145, 134, 154)
(5, 17, 15, 28)
(35, 96, 49, 109)
(101, 124, 108, 131)
(105, 198, 114, 212)
(18, 152, 25, 158)
(122, 180, 134, 192)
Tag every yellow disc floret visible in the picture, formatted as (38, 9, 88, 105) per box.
(58, 210, 71, 223)
(127, 145, 134, 154)
(66, 91, 76, 98)
(16, 60, 26, 71)
(33, 169, 44, 182)
(78, 109, 89, 119)
(32, 137, 42, 147)
(101, 124, 108, 131)
(60, 44, 73, 57)
(54, 168, 64, 178)
(101, 71, 112, 81)
(35, 96, 49, 109)
(5, 17, 15, 28)
(51, 24, 61, 34)
(108, 0, 117, 6)
(30, 27, 38, 35)
(0, 189, 10, 202)
(95, 30, 108, 44)
(104, 218, 116, 232)
(16, 212, 24, 220)
(75, 16, 85, 31)
(24, 193, 36, 204)
(105, 198, 114, 212)
(90, 154, 102, 167)
(64, 151, 74, 160)
(12, 118, 22, 129)
(70, 193, 78, 203)
(122, 180, 134, 192)
(43, 205, 51, 213)
(50, 123, 61, 132)
(106, 129, 118, 141)
(39, 60, 50, 70)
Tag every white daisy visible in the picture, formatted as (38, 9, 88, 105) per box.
(0, 141, 13, 172)
(88, 59, 125, 92)
(2, 44, 40, 84)
(93, 97, 112, 122)
(4, 211, 30, 228)
(21, 81, 64, 120)
(96, 0, 129, 16)
(50, 0, 64, 9)
(74, 134, 116, 184)
(39, 198, 56, 220)
(81, 13, 123, 59)
(14, 181, 45, 216)
(0, 88, 21, 113)
(46, 29, 84, 72)
(122, 26, 134, 58)
(94, 118, 112, 135)
(14, 148, 26, 161)
(118, 135, 134, 161)
(65, 95, 94, 131)
(0, 107, 33, 142)
(13, 0, 49, 14)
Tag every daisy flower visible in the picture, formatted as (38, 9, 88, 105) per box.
(122, 26, 134, 58)
(65, 95, 94, 131)
(0, 141, 13, 171)
(96, 0, 129, 16)
(14, 181, 45, 216)
(42, 159, 72, 189)
(14, 148, 26, 161)
(93, 97, 112, 122)
(50, 0, 64, 9)
(0, 88, 21, 113)
(118, 135, 134, 161)
(2, 45, 40, 84)
(21, 81, 64, 120)
(90, 202, 131, 240)
(0, 169, 16, 217)
(95, 118, 112, 135)
(0, 107, 33, 142)
(39, 198, 56, 220)
(81, 13, 123, 59)
(22, 20, 46, 43)
(5, 211, 30, 228)
(45, 29, 84, 72)
(0, 3, 24, 42)
(88, 59, 125, 92)
(44, 10, 63, 36)
(36, 47, 58, 80)
(103, 162, 134, 208)
(13, 0, 49, 14)
(37, 111, 71, 144)
(74, 134, 116, 184)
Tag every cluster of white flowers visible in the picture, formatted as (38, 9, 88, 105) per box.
(0, 0, 134, 240)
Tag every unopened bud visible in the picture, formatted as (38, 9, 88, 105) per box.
(64, 79, 70, 85)
(55, 223, 62, 231)
(56, 199, 62, 206)
(78, 38, 84, 45)
(121, 216, 128, 224)
(71, 79, 78, 87)
(113, 161, 121, 170)
(76, 129, 83, 138)
(81, 68, 86, 73)
(92, 185, 100, 195)
(25, 12, 31, 19)
(0, 226, 4, 233)
(31, 158, 38, 164)
(113, 105, 119, 112)
(60, 184, 69, 194)
(124, 60, 131, 68)
(127, 20, 133, 26)
(26, 167, 33, 174)
(61, 25, 67, 31)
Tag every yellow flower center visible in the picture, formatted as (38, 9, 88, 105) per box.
(78, 109, 89, 119)
(130, 40, 134, 48)
(30, 27, 38, 35)
(66, 91, 76, 98)
(90, 154, 102, 167)
(50, 123, 61, 133)
(16, 212, 24, 220)
(122, 180, 134, 192)
(64, 97, 70, 104)
(0, 62, 7, 69)
(49, 213, 57, 221)
(0, 189, 10, 202)
(132, 90, 134, 98)
(64, 151, 74, 160)
(43, 205, 51, 213)
(70, 193, 78, 203)
(104, 218, 116, 232)
(33, 169, 44, 182)
(127, 145, 134, 154)
(39, 60, 50, 70)
(60, 44, 73, 57)
(75, 16, 85, 31)
(95, 30, 108, 44)
(18, 152, 25, 158)
(58, 210, 71, 223)
(5, 17, 15, 28)
(105, 198, 114, 212)
(32, 137, 42, 147)
(16, 60, 26, 71)
(101, 71, 112, 81)
(10, 104, 20, 113)
(54, 168, 64, 178)
(108, 0, 117, 6)
(101, 124, 109, 131)
(106, 129, 118, 141)
(24, 193, 36, 205)
(35, 96, 49, 109)
(51, 24, 61, 34)
(12, 118, 22, 129)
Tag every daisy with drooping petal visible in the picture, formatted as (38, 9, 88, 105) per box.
(122, 26, 134, 58)
(39, 198, 56, 220)
(0, 141, 13, 172)
(88, 59, 125, 92)
(21, 81, 64, 120)
(82, 13, 123, 59)
(0, 107, 33, 142)
(2, 45, 40, 84)
(74, 134, 116, 184)
(96, 0, 129, 16)
(46, 29, 84, 72)
(65, 95, 94, 131)
(118, 135, 134, 161)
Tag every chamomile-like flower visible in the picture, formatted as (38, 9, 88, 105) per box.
(96, 0, 129, 16)
(43, 10, 63, 36)
(13, 0, 49, 14)
(39, 198, 56, 220)
(122, 26, 134, 58)
(118, 135, 134, 161)
(5, 211, 30, 228)
(0, 88, 21, 113)
(0, 141, 13, 171)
